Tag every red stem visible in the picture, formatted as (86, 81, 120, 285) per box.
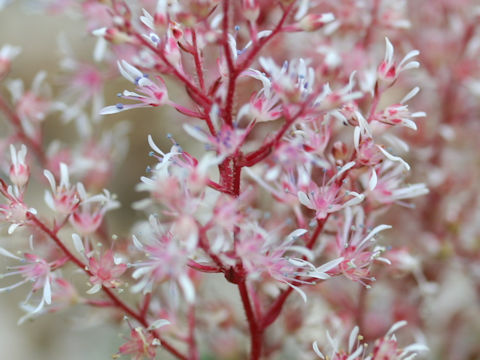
(191, 30, 205, 91)
(140, 292, 152, 319)
(188, 305, 199, 360)
(135, 33, 212, 107)
(238, 280, 263, 360)
(221, 1, 293, 127)
(187, 259, 221, 273)
(367, 82, 381, 123)
(85, 299, 115, 307)
(242, 100, 312, 167)
(237, 3, 294, 72)
(222, 0, 236, 127)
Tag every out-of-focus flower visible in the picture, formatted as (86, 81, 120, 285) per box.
(0, 44, 21, 79)
(130, 215, 195, 303)
(44, 162, 79, 215)
(69, 184, 119, 235)
(0, 249, 57, 317)
(0, 179, 36, 234)
(313, 321, 428, 359)
(9, 144, 29, 189)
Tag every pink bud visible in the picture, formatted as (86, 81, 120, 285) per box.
(9, 145, 30, 189)
(242, 0, 260, 22)
(297, 13, 335, 32)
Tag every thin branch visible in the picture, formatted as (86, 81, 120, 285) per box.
(26, 213, 187, 360)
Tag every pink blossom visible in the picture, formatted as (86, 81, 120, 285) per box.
(43, 163, 79, 215)
(87, 250, 127, 294)
(377, 38, 420, 85)
(0, 249, 56, 316)
(297, 162, 364, 220)
(116, 327, 158, 360)
(0, 44, 21, 79)
(9, 144, 29, 189)
(70, 185, 119, 235)
(0, 179, 36, 234)
(100, 60, 170, 115)
(314, 321, 428, 360)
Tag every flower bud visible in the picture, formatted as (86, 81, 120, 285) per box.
(297, 13, 335, 32)
(242, 0, 260, 22)
(0, 44, 20, 80)
(92, 27, 133, 44)
(9, 144, 30, 189)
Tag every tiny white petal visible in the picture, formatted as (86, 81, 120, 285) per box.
(8, 223, 19, 234)
(369, 168, 378, 191)
(347, 345, 364, 360)
(100, 105, 124, 115)
(179, 274, 195, 303)
(400, 87, 420, 104)
(183, 124, 210, 143)
(384, 37, 394, 64)
(349, 326, 359, 353)
(386, 320, 408, 336)
(148, 319, 171, 330)
(287, 229, 308, 240)
(377, 146, 411, 171)
(0, 246, 22, 260)
(313, 341, 325, 359)
(72, 234, 85, 254)
(92, 27, 107, 37)
(298, 191, 313, 208)
(147, 134, 164, 155)
(87, 284, 102, 294)
(43, 279, 52, 304)
(316, 257, 344, 273)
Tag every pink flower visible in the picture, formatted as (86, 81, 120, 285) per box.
(297, 162, 364, 219)
(100, 60, 170, 115)
(374, 87, 426, 130)
(0, 44, 21, 79)
(116, 327, 158, 360)
(239, 69, 283, 122)
(314, 321, 428, 360)
(44, 163, 79, 215)
(0, 248, 56, 316)
(0, 178, 36, 234)
(87, 250, 127, 294)
(130, 216, 195, 303)
(9, 144, 30, 189)
(330, 208, 391, 286)
(8, 71, 51, 124)
(70, 185, 119, 235)
(377, 38, 419, 85)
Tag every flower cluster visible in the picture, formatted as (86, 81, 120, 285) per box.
(1, 0, 478, 359)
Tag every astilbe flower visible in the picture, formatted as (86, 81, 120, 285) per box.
(130, 215, 196, 303)
(0, 0, 447, 359)
(86, 249, 127, 294)
(0, 248, 57, 317)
